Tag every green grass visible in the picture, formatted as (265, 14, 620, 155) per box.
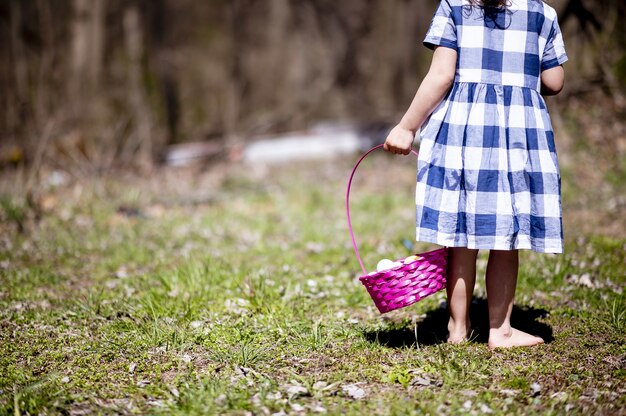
(0, 155, 625, 415)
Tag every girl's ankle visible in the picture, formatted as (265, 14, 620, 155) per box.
(489, 323, 513, 337)
(448, 318, 471, 335)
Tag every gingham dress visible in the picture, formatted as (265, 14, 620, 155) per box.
(416, 0, 568, 253)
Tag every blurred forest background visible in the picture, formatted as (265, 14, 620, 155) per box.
(0, 0, 624, 171)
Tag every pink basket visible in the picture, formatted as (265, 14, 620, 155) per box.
(346, 144, 448, 313)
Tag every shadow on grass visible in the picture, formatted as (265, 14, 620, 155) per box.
(363, 298, 553, 347)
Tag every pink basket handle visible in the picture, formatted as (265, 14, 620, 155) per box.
(346, 144, 419, 275)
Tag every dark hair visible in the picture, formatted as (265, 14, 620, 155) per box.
(465, 0, 512, 28)
(467, 0, 508, 8)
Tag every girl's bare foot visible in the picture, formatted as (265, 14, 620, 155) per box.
(488, 327, 544, 349)
(447, 319, 471, 344)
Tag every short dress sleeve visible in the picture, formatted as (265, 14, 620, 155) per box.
(423, 0, 457, 51)
(541, 18, 568, 71)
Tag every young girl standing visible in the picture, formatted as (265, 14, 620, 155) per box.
(384, 0, 567, 348)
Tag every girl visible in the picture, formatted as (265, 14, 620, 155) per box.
(384, 0, 567, 348)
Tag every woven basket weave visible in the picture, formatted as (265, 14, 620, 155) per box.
(346, 144, 448, 314)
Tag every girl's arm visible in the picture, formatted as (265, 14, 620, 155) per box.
(384, 46, 458, 155)
(540, 65, 564, 96)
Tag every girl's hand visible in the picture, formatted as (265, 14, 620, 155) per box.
(383, 125, 415, 155)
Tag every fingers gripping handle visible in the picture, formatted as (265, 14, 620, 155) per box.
(345, 144, 419, 276)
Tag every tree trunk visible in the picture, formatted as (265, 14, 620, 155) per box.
(224, 0, 248, 141)
(70, 0, 104, 96)
(8, 0, 27, 135)
(123, 2, 154, 166)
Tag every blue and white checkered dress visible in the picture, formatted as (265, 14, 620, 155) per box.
(416, 0, 568, 253)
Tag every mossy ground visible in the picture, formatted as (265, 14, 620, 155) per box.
(0, 146, 624, 415)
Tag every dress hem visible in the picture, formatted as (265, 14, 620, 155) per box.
(415, 233, 564, 254)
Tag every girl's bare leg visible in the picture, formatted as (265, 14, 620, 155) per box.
(446, 247, 479, 343)
(486, 250, 544, 348)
